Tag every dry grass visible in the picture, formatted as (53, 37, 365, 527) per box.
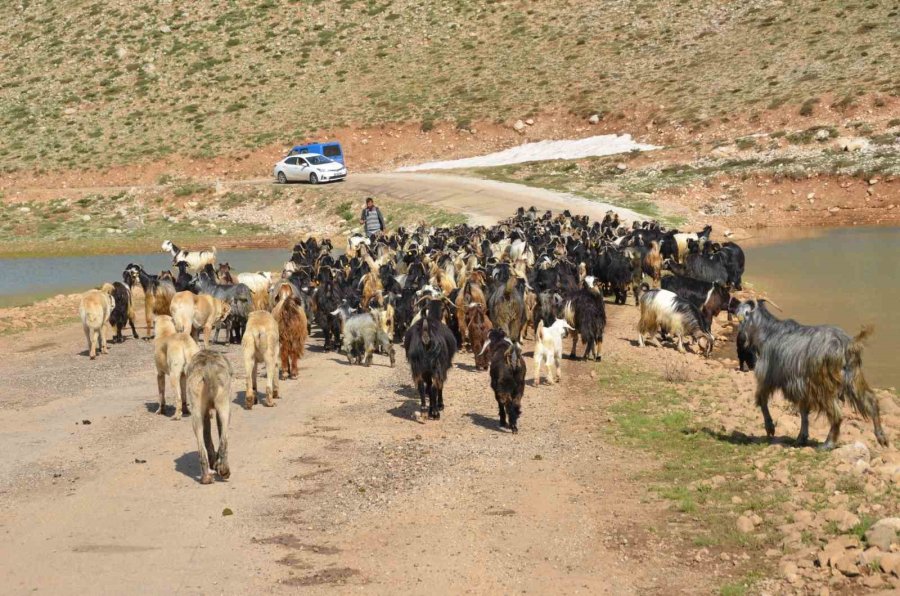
(1, 1, 898, 172)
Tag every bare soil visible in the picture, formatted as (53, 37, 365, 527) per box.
(0, 294, 710, 594)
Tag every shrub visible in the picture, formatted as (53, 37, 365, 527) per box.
(799, 97, 819, 117)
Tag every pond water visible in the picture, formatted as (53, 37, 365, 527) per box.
(0, 248, 291, 308)
(743, 226, 899, 390)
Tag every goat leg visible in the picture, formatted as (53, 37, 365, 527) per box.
(157, 372, 167, 415)
(796, 408, 810, 447)
(497, 397, 508, 429)
(820, 417, 842, 451)
(569, 331, 579, 360)
(193, 414, 213, 485)
(757, 389, 776, 441)
(203, 415, 217, 470)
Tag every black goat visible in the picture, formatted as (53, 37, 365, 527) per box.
(661, 275, 731, 326)
(482, 329, 527, 432)
(107, 281, 139, 343)
(664, 254, 729, 286)
(562, 276, 607, 361)
(403, 299, 458, 420)
(735, 299, 888, 449)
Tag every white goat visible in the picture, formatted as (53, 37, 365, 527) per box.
(237, 271, 272, 294)
(533, 319, 574, 385)
(161, 240, 217, 273)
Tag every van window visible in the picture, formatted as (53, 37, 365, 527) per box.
(322, 145, 342, 158)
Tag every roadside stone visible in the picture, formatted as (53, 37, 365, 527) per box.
(815, 129, 830, 141)
(833, 441, 870, 465)
(588, 114, 600, 124)
(159, 24, 171, 33)
(794, 510, 814, 525)
(736, 515, 755, 533)
(832, 552, 861, 576)
(780, 560, 799, 579)
(524, 118, 535, 126)
(865, 518, 900, 551)
(880, 552, 900, 576)
(824, 509, 860, 532)
(82, 214, 91, 221)
(858, 546, 883, 567)
(818, 536, 860, 567)
(512, 120, 526, 134)
(616, 163, 628, 172)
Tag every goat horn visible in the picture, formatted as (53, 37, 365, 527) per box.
(477, 339, 491, 357)
(761, 298, 783, 312)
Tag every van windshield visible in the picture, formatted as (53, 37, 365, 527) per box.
(306, 155, 332, 165)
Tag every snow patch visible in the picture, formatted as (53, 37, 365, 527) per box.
(397, 134, 659, 172)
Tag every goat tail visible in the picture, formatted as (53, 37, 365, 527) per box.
(536, 319, 545, 341)
(842, 325, 876, 421)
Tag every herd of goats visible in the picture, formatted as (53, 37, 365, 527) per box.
(76, 207, 889, 484)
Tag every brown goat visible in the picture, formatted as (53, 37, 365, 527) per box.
(644, 240, 662, 287)
(454, 270, 488, 349)
(466, 303, 493, 370)
(272, 294, 308, 380)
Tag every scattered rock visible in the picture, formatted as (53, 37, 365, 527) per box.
(159, 24, 171, 34)
(832, 552, 861, 576)
(81, 419, 91, 425)
(824, 509, 860, 532)
(588, 114, 600, 125)
(880, 552, 900, 576)
(616, 163, 628, 172)
(134, 458, 146, 464)
(835, 137, 870, 152)
(736, 515, 755, 533)
(18, 206, 31, 213)
(219, 229, 228, 235)
(866, 518, 900, 551)
(222, 508, 233, 516)
(512, 120, 526, 134)
(524, 118, 535, 126)
(82, 214, 91, 221)
(832, 441, 870, 464)
(818, 536, 859, 567)
(815, 129, 831, 141)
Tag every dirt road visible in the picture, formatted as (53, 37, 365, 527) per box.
(0, 296, 712, 594)
(344, 173, 645, 225)
(6, 171, 645, 226)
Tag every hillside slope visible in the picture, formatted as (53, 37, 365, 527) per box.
(1, 0, 897, 172)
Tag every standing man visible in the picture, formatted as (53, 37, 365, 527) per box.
(360, 196, 386, 239)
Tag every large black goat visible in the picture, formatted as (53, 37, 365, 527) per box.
(734, 299, 888, 449)
(562, 276, 607, 361)
(403, 298, 458, 420)
(664, 254, 729, 286)
(661, 275, 731, 326)
(106, 281, 139, 343)
(482, 329, 527, 433)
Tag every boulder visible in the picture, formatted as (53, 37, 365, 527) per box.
(736, 515, 755, 533)
(824, 509, 860, 532)
(880, 552, 900, 576)
(832, 441, 870, 465)
(865, 518, 900, 551)
(832, 552, 861, 577)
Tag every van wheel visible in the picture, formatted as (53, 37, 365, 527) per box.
(309, 173, 319, 185)
(277, 172, 287, 184)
